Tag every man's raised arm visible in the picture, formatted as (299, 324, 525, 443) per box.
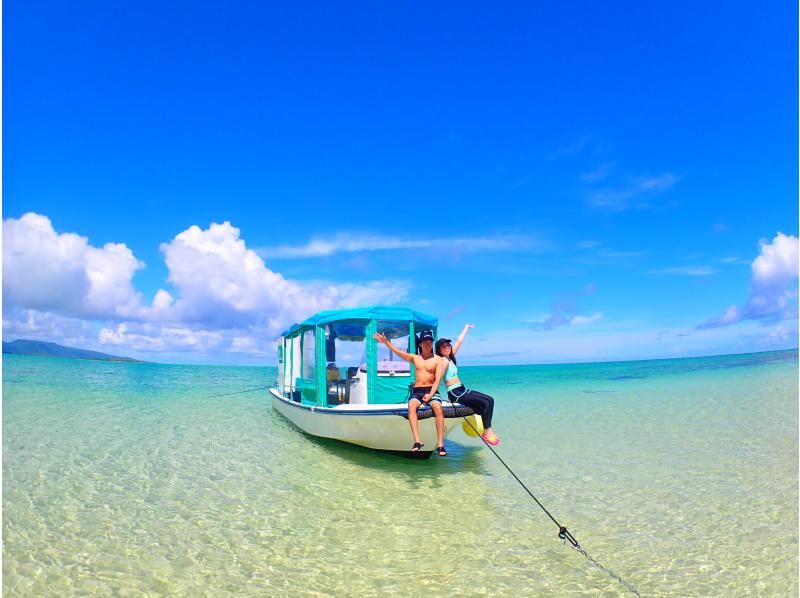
(373, 332, 414, 362)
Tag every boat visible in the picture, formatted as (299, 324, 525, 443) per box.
(270, 306, 481, 457)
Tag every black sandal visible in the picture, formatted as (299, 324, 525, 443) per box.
(436, 446, 447, 457)
(411, 442, 424, 452)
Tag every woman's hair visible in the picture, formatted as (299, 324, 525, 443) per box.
(434, 339, 456, 365)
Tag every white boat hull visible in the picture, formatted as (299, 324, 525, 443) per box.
(270, 388, 466, 453)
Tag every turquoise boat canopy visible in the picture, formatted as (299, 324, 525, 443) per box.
(280, 306, 438, 338)
(278, 306, 439, 407)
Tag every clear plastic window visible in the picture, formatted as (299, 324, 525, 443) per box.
(302, 329, 316, 380)
(286, 335, 302, 400)
(324, 321, 367, 405)
(376, 321, 411, 377)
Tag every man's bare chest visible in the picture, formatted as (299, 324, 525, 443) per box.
(416, 357, 438, 374)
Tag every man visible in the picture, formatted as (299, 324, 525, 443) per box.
(373, 330, 448, 456)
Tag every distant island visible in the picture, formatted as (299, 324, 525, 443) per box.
(2, 339, 145, 362)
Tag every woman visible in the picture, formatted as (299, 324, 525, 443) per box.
(435, 324, 500, 446)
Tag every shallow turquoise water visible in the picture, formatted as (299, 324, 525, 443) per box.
(3, 350, 798, 596)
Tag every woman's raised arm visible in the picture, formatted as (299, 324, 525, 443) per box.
(451, 323, 474, 356)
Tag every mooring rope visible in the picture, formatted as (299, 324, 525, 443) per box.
(228, 385, 641, 595)
(205, 385, 271, 399)
(461, 415, 642, 597)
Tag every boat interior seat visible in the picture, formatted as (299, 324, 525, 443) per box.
(326, 366, 340, 382)
(327, 379, 349, 405)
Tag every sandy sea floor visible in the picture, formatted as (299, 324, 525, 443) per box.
(3, 350, 798, 596)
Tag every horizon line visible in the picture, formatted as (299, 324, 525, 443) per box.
(6, 345, 796, 369)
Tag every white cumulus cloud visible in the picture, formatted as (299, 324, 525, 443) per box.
(98, 322, 226, 353)
(3, 214, 412, 359)
(698, 232, 799, 329)
(2, 307, 93, 342)
(3, 212, 145, 319)
(154, 222, 410, 334)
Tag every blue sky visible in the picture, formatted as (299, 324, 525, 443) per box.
(4, 1, 798, 365)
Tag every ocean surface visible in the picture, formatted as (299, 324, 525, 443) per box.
(3, 350, 798, 596)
